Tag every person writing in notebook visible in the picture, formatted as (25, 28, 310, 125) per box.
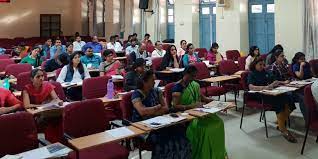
(0, 88, 23, 115)
(131, 70, 191, 159)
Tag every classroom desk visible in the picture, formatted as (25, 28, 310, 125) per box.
(114, 56, 127, 60)
(15, 142, 72, 159)
(68, 126, 145, 150)
(46, 71, 56, 78)
(61, 82, 83, 88)
(186, 102, 236, 117)
(202, 75, 240, 83)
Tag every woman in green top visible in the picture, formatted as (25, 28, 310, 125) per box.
(20, 46, 43, 67)
(171, 66, 227, 159)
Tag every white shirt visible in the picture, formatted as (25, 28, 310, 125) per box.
(245, 55, 255, 70)
(125, 45, 139, 55)
(107, 42, 123, 52)
(56, 65, 91, 83)
(73, 41, 86, 52)
(151, 49, 166, 58)
(311, 80, 318, 107)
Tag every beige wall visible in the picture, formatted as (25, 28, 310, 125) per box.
(0, 0, 82, 38)
(275, 0, 304, 61)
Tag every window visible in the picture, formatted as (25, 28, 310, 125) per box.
(267, 4, 275, 13)
(213, 7, 216, 14)
(202, 7, 210, 15)
(251, 5, 262, 13)
(40, 14, 61, 37)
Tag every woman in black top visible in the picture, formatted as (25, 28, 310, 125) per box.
(159, 45, 180, 71)
(247, 58, 297, 143)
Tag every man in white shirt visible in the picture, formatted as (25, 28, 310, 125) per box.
(151, 41, 166, 58)
(125, 38, 139, 55)
(73, 36, 86, 52)
(107, 36, 123, 52)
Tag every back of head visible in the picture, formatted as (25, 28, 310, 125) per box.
(137, 70, 153, 89)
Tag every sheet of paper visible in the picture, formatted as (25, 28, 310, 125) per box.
(107, 127, 135, 138)
(275, 86, 298, 91)
(154, 80, 161, 88)
(111, 75, 124, 80)
(141, 116, 186, 128)
(19, 147, 51, 159)
(61, 82, 76, 87)
(194, 108, 221, 114)
(169, 68, 185, 73)
(0, 155, 22, 159)
(203, 101, 231, 109)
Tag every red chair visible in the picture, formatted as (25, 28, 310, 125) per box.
(0, 54, 10, 59)
(0, 112, 38, 157)
(309, 59, 318, 75)
(82, 76, 110, 99)
(146, 45, 155, 54)
(226, 50, 240, 61)
(191, 62, 227, 98)
(0, 59, 14, 72)
(41, 60, 47, 69)
(5, 63, 32, 78)
(162, 44, 170, 51)
(55, 68, 62, 77)
(151, 57, 163, 71)
(63, 99, 129, 159)
(239, 71, 273, 138)
(194, 48, 208, 58)
(260, 54, 268, 60)
(218, 60, 239, 75)
(238, 56, 247, 71)
(164, 82, 175, 108)
(301, 85, 318, 154)
(16, 71, 48, 91)
(50, 81, 66, 101)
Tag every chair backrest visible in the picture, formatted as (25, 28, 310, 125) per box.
(0, 59, 14, 72)
(304, 85, 318, 122)
(238, 56, 247, 70)
(218, 60, 239, 75)
(55, 68, 62, 77)
(226, 50, 240, 61)
(119, 92, 134, 121)
(151, 57, 163, 71)
(146, 45, 155, 54)
(164, 82, 175, 108)
(191, 62, 210, 79)
(240, 71, 250, 91)
(309, 59, 318, 75)
(0, 112, 38, 157)
(260, 54, 268, 60)
(82, 76, 110, 99)
(16, 71, 48, 91)
(0, 54, 10, 59)
(194, 48, 208, 58)
(41, 60, 47, 69)
(63, 99, 107, 138)
(50, 81, 66, 101)
(5, 64, 32, 78)
(162, 44, 170, 51)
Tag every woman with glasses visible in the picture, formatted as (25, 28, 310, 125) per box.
(99, 49, 125, 76)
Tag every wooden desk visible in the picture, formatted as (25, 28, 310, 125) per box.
(88, 68, 99, 72)
(186, 102, 236, 117)
(26, 102, 70, 115)
(98, 97, 122, 104)
(61, 82, 83, 88)
(234, 70, 245, 75)
(202, 75, 239, 83)
(114, 57, 127, 60)
(16, 142, 72, 159)
(156, 70, 173, 74)
(69, 126, 145, 150)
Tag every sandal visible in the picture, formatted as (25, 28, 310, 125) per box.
(281, 131, 297, 143)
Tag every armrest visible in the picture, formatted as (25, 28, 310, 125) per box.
(38, 138, 51, 146)
(63, 133, 74, 140)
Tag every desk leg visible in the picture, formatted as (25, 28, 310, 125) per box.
(262, 98, 269, 138)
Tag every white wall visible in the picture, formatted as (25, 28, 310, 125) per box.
(275, 0, 304, 61)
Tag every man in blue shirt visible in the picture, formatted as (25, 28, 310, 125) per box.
(82, 36, 103, 53)
(50, 39, 66, 59)
(80, 47, 102, 69)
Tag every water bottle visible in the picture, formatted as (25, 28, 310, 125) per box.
(106, 79, 114, 99)
(3, 78, 10, 90)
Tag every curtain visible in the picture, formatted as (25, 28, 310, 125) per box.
(304, 0, 318, 60)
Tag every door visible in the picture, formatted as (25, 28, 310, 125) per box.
(199, 0, 216, 50)
(248, 0, 275, 54)
(167, 1, 175, 40)
(40, 14, 61, 37)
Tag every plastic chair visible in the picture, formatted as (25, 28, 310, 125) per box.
(5, 63, 32, 78)
(194, 48, 208, 58)
(0, 54, 10, 59)
(0, 59, 14, 72)
(238, 56, 247, 71)
(151, 57, 163, 71)
(82, 76, 110, 99)
(226, 50, 240, 61)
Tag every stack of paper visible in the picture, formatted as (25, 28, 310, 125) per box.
(194, 108, 221, 114)
(169, 68, 185, 73)
(141, 116, 186, 129)
(107, 127, 135, 138)
(61, 82, 76, 88)
(203, 101, 232, 109)
(18, 143, 71, 159)
(290, 80, 313, 85)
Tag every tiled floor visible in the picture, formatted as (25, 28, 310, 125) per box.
(129, 93, 318, 159)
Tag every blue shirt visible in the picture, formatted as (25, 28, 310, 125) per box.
(50, 45, 66, 59)
(80, 54, 102, 69)
(82, 42, 103, 53)
(292, 63, 312, 80)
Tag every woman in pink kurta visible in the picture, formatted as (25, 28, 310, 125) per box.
(99, 49, 125, 77)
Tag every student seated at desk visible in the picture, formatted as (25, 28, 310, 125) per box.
(172, 66, 227, 159)
(245, 46, 260, 70)
(182, 43, 200, 67)
(159, 44, 179, 71)
(99, 49, 125, 77)
(50, 39, 66, 60)
(206, 42, 223, 65)
(57, 51, 90, 100)
(81, 35, 103, 54)
(0, 88, 23, 115)
(20, 46, 43, 67)
(124, 58, 145, 91)
(80, 47, 102, 69)
(130, 43, 148, 63)
(131, 70, 191, 159)
(106, 35, 123, 52)
(125, 38, 139, 55)
(177, 40, 187, 57)
(151, 41, 166, 58)
(292, 52, 313, 80)
(248, 58, 297, 143)
(44, 53, 69, 72)
(23, 69, 63, 108)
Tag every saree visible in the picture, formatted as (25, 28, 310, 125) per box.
(179, 81, 227, 159)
